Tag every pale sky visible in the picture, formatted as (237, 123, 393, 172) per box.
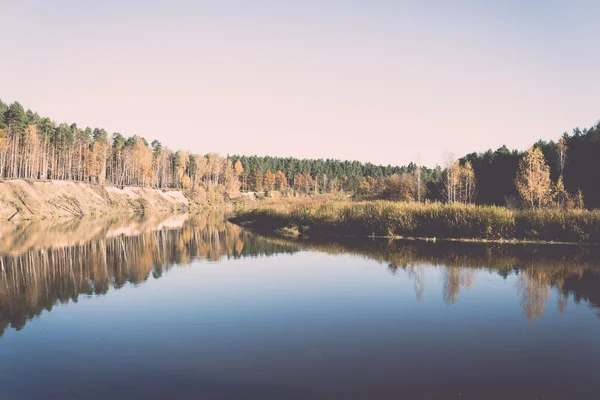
(1, 0, 599, 167)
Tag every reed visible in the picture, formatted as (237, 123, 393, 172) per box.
(233, 200, 600, 243)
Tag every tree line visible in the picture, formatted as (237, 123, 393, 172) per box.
(0, 100, 243, 202)
(463, 125, 600, 209)
(232, 123, 599, 209)
(1, 98, 598, 208)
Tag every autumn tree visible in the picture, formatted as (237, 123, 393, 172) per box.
(206, 153, 221, 187)
(553, 177, 569, 210)
(359, 177, 373, 194)
(263, 170, 276, 191)
(223, 158, 241, 198)
(250, 169, 263, 192)
(442, 153, 460, 203)
(172, 150, 189, 188)
(234, 160, 244, 177)
(293, 173, 305, 194)
(7, 97, 600, 207)
(458, 161, 477, 204)
(92, 128, 108, 184)
(515, 146, 552, 207)
(275, 170, 287, 191)
(382, 174, 415, 201)
(441, 153, 477, 204)
(134, 137, 154, 186)
(575, 189, 585, 209)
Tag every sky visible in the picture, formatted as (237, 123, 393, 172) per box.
(1, 0, 599, 167)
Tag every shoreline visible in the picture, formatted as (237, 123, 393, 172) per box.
(230, 200, 600, 245)
(230, 218, 599, 247)
(0, 179, 231, 221)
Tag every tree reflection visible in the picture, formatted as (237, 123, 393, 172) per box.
(404, 264, 424, 303)
(443, 268, 475, 305)
(264, 235, 600, 320)
(2, 218, 600, 337)
(516, 267, 551, 321)
(0, 213, 300, 337)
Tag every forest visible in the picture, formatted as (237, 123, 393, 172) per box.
(1, 98, 599, 209)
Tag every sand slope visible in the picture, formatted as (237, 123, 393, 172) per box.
(0, 180, 190, 220)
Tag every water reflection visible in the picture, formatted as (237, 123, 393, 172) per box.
(0, 213, 300, 337)
(256, 235, 600, 321)
(1, 215, 600, 338)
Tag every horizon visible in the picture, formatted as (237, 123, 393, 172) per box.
(2, 0, 599, 166)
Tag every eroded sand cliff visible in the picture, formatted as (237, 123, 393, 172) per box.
(0, 180, 190, 221)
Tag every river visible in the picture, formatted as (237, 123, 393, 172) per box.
(1, 213, 599, 399)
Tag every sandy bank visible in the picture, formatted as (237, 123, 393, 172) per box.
(0, 180, 190, 221)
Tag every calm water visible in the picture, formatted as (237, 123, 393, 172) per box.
(1, 214, 600, 399)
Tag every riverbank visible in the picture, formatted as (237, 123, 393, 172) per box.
(0, 179, 191, 221)
(231, 199, 600, 244)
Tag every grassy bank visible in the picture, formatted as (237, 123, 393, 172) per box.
(231, 199, 600, 244)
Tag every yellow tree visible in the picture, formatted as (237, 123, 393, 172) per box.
(293, 173, 304, 194)
(459, 161, 477, 204)
(197, 156, 208, 187)
(233, 160, 247, 190)
(223, 159, 241, 197)
(85, 147, 98, 181)
(275, 170, 287, 191)
(134, 137, 153, 186)
(250, 169, 263, 192)
(174, 151, 190, 188)
(181, 174, 192, 189)
(91, 141, 106, 183)
(263, 170, 276, 191)
(515, 146, 551, 207)
(575, 189, 585, 209)
(383, 174, 414, 201)
(442, 153, 461, 203)
(553, 177, 569, 209)
(233, 160, 244, 176)
(207, 153, 221, 187)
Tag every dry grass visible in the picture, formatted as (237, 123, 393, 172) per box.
(233, 199, 600, 244)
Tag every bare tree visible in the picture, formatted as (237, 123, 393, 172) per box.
(413, 154, 424, 202)
(557, 136, 567, 179)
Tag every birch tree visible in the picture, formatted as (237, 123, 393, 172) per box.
(515, 147, 551, 207)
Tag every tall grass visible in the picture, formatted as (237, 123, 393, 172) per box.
(233, 199, 600, 244)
